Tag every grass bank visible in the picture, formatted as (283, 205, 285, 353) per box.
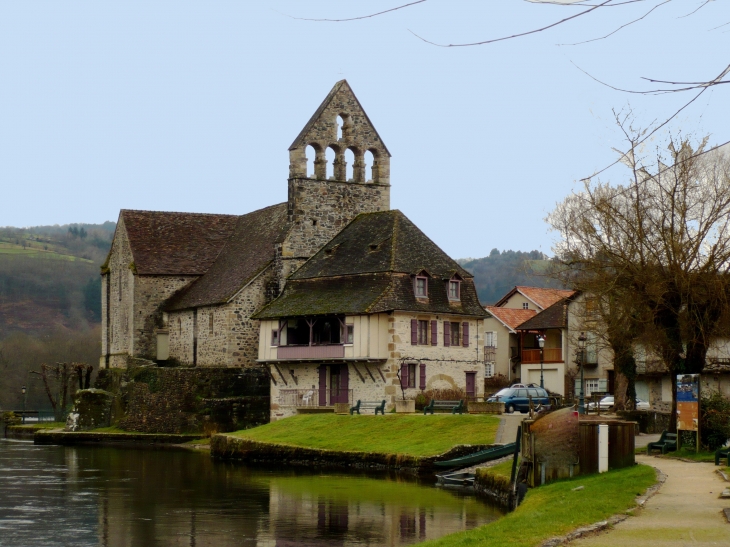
(229, 414, 499, 457)
(417, 464, 657, 547)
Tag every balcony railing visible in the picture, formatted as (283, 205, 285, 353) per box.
(279, 388, 354, 407)
(522, 348, 563, 363)
(277, 344, 345, 360)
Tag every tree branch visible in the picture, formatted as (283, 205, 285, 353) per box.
(277, 0, 426, 22)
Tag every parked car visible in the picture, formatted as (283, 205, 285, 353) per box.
(487, 386, 550, 414)
(586, 396, 650, 411)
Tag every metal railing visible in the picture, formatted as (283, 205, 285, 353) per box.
(279, 389, 353, 407)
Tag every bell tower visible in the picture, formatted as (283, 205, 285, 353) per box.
(280, 81, 391, 275)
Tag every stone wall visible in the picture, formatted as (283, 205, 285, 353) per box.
(95, 366, 270, 434)
(168, 309, 195, 364)
(282, 177, 390, 261)
(133, 275, 196, 359)
(104, 218, 135, 368)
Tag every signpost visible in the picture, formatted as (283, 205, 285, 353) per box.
(676, 374, 700, 453)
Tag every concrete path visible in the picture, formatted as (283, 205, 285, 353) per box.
(569, 455, 730, 546)
(495, 412, 527, 444)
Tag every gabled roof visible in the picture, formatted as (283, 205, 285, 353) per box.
(254, 210, 486, 319)
(165, 203, 289, 311)
(516, 298, 570, 331)
(288, 79, 391, 156)
(291, 210, 472, 281)
(120, 210, 239, 275)
(495, 286, 575, 310)
(485, 306, 537, 332)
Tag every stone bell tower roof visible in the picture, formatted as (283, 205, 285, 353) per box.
(289, 79, 391, 157)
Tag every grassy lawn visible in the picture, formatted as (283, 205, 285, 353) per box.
(482, 459, 514, 479)
(663, 447, 716, 462)
(417, 464, 657, 547)
(229, 414, 499, 457)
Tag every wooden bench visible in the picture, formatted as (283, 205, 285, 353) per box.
(424, 399, 464, 415)
(715, 446, 730, 466)
(350, 400, 386, 415)
(647, 431, 677, 455)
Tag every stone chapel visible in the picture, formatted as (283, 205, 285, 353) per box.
(101, 80, 392, 369)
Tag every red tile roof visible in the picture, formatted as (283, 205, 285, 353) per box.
(486, 306, 537, 330)
(495, 286, 575, 310)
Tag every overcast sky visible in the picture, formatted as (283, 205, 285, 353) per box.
(0, 1, 727, 259)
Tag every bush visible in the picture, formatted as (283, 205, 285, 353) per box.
(413, 388, 467, 411)
(700, 390, 730, 450)
(484, 374, 511, 396)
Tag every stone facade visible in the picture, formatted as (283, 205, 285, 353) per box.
(266, 312, 484, 421)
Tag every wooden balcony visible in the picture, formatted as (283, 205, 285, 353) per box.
(522, 348, 563, 364)
(277, 344, 345, 360)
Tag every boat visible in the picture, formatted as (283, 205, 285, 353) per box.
(436, 472, 475, 487)
(434, 442, 517, 468)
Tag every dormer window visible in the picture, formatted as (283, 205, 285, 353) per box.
(415, 276, 428, 298)
(448, 280, 461, 301)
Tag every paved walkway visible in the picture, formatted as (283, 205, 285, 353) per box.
(570, 455, 730, 546)
(495, 413, 527, 444)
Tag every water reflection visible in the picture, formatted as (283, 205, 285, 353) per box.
(0, 440, 502, 547)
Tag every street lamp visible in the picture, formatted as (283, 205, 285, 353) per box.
(537, 334, 546, 389)
(577, 332, 587, 415)
(21, 385, 26, 424)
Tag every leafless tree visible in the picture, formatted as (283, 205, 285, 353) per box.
(548, 116, 730, 426)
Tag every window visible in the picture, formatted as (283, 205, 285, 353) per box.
(485, 363, 494, 377)
(345, 324, 354, 344)
(177, 318, 181, 336)
(415, 276, 428, 298)
(522, 302, 529, 310)
(418, 320, 429, 345)
(271, 329, 279, 346)
(585, 379, 600, 396)
(408, 363, 417, 388)
(485, 331, 497, 348)
(209, 314, 214, 335)
(448, 280, 460, 300)
(450, 322, 460, 346)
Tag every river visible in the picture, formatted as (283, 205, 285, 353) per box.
(0, 440, 503, 547)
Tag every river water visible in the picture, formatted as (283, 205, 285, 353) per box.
(0, 440, 503, 547)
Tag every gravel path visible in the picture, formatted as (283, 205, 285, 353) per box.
(569, 455, 730, 546)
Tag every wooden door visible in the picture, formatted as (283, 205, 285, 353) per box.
(330, 364, 349, 404)
(465, 372, 476, 399)
(318, 365, 327, 406)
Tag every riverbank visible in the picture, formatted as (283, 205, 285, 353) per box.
(416, 464, 658, 547)
(212, 414, 500, 473)
(34, 429, 206, 446)
(4, 422, 65, 440)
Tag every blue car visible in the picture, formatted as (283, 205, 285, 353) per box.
(487, 385, 550, 413)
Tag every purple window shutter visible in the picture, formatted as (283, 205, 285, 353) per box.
(419, 363, 426, 390)
(462, 322, 469, 347)
(400, 362, 409, 388)
(444, 321, 450, 347)
(431, 320, 438, 346)
(411, 319, 418, 345)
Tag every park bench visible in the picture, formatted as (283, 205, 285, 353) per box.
(647, 431, 677, 455)
(350, 400, 386, 415)
(423, 399, 464, 415)
(715, 445, 730, 466)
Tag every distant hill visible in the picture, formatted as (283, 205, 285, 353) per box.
(0, 222, 115, 336)
(459, 249, 567, 305)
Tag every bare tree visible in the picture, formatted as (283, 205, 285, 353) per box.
(548, 117, 730, 426)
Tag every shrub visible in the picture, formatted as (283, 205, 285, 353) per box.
(484, 373, 511, 395)
(700, 390, 730, 450)
(413, 388, 467, 411)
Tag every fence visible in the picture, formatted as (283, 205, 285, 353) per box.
(279, 389, 354, 408)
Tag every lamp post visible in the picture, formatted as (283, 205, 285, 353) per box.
(537, 334, 546, 389)
(578, 332, 587, 415)
(21, 385, 26, 424)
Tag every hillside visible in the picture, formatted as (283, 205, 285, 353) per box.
(459, 249, 567, 305)
(0, 222, 115, 335)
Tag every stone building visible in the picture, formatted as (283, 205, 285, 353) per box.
(255, 210, 488, 420)
(101, 80, 485, 421)
(101, 80, 390, 369)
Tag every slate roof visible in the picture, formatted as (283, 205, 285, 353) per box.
(254, 210, 487, 319)
(495, 286, 575, 310)
(121, 210, 239, 275)
(165, 203, 289, 311)
(516, 298, 570, 330)
(485, 306, 537, 331)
